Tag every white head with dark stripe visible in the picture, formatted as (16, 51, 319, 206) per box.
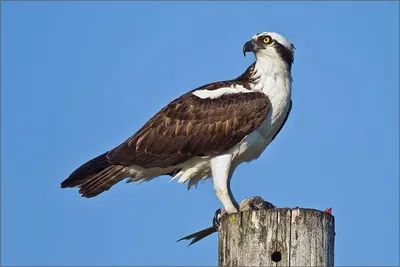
(243, 32, 295, 71)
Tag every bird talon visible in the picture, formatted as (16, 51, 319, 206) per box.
(213, 208, 227, 230)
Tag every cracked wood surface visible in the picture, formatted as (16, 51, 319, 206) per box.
(218, 208, 335, 266)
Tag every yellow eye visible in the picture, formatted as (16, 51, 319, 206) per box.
(263, 36, 271, 44)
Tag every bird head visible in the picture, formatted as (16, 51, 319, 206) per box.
(243, 32, 295, 69)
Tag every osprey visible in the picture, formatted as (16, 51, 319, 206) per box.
(61, 32, 295, 214)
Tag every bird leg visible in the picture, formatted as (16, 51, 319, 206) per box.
(211, 154, 239, 214)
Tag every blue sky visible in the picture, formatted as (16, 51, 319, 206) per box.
(1, 1, 398, 266)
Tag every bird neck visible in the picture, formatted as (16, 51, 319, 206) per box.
(247, 58, 292, 122)
(250, 57, 292, 99)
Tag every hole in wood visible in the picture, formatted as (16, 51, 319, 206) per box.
(271, 251, 282, 262)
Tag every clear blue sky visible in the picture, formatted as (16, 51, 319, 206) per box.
(1, 1, 398, 266)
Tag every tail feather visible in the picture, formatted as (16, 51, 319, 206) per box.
(61, 152, 110, 188)
(78, 165, 126, 198)
(61, 152, 127, 198)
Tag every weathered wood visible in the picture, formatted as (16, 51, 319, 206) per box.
(218, 208, 335, 266)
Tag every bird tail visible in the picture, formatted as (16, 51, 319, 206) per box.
(61, 152, 127, 198)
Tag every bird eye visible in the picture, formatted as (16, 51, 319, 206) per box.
(263, 36, 271, 44)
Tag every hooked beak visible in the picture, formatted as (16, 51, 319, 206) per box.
(243, 40, 256, 57)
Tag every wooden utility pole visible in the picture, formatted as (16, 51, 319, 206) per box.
(218, 207, 335, 266)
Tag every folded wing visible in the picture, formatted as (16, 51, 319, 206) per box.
(107, 90, 270, 168)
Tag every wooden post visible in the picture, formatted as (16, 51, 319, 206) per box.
(218, 208, 335, 266)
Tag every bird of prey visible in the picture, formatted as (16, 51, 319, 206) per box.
(61, 32, 295, 215)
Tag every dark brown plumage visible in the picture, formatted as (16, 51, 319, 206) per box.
(61, 63, 271, 197)
(61, 152, 110, 188)
(107, 90, 270, 168)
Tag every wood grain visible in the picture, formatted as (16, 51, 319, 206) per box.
(218, 208, 335, 266)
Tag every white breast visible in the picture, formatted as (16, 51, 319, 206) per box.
(229, 58, 292, 165)
(170, 58, 292, 188)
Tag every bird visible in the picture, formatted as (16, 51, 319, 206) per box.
(61, 32, 295, 215)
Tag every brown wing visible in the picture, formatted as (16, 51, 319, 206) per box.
(106, 91, 270, 169)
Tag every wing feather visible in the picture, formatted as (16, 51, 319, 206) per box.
(107, 91, 270, 168)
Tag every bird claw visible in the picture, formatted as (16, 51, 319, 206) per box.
(213, 208, 227, 230)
